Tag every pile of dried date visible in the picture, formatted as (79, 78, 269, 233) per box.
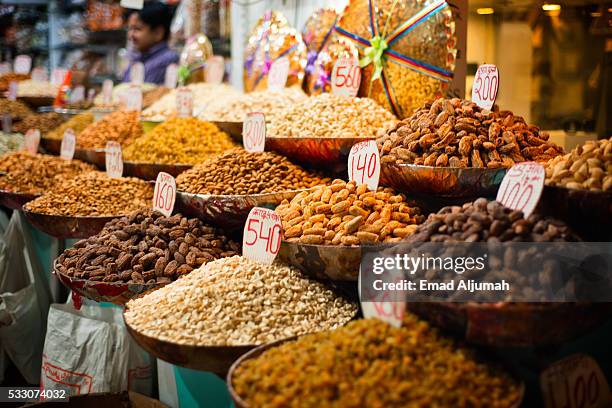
(378, 98, 563, 168)
(55, 210, 240, 284)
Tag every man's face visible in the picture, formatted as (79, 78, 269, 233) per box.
(127, 13, 163, 53)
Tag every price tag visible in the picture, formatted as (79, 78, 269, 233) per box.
(131, 62, 145, 85)
(24, 129, 40, 154)
(2, 114, 11, 133)
(472, 64, 499, 110)
(242, 112, 266, 153)
(540, 354, 611, 408)
(120, 0, 143, 10)
(164, 63, 178, 89)
(331, 57, 361, 97)
(205, 56, 224, 84)
(31, 67, 48, 82)
(242, 207, 282, 265)
(14, 55, 32, 74)
(51, 68, 68, 86)
(496, 162, 545, 218)
(152, 172, 176, 217)
(60, 129, 76, 160)
(358, 266, 405, 328)
(105, 141, 123, 178)
(125, 84, 142, 112)
(70, 85, 85, 103)
(87, 88, 96, 103)
(348, 140, 380, 191)
(102, 79, 113, 105)
(267, 57, 289, 92)
(0, 62, 9, 75)
(176, 87, 193, 118)
(7, 81, 17, 101)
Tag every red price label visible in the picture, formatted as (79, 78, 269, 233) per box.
(359, 266, 405, 328)
(102, 79, 113, 105)
(60, 129, 76, 160)
(14, 55, 31, 74)
(31, 67, 48, 82)
(496, 162, 545, 218)
(51, 68, 68, 86)
(540, 354, 611, 408)
(176, 87, 193, 118)
(105, 141, 123, 178)
(131, 62, 145, 85)
(331, 57, 361, 97)
(348, 140, 380, 191)
(152, 172, 176, 217)
(24, 129, 40, 155)
(242, 207, 282, 265)
(242, 112, 266, 152)
(164, 63, 178, 89)
(267, 57, 289, 92)
(70, 85, 85, 103)
(7, 81, 17, 101)
(2, 114, 11, 133)
(125, 84, 142, 112)
(472, 64, 499, 110)
(205, 56, 225, 84)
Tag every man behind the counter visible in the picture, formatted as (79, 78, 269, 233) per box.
(123, 1, 179, 85)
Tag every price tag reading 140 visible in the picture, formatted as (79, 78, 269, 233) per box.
(242, 112, 266, 153)
(348, 140, 380, 191)
(105, 141, 123, 178)
(496, 162, 544, 218)
(60, 129, 76, 160)
(243, 207, 282, 265)
(331, 57, 361, 97)
(472, 64, 499, 110)
(153, 172, 176, 217)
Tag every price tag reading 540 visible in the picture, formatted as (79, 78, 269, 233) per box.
(243, 207, 282, 265)
(348, 140, 380, 191)
(153, 172, 176, 217)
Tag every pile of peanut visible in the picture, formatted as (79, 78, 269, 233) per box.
(546, 138, 612, 192)
(267, 93, 397, 139)
(276, 180, 424, 245)
(378, 98, 563, 168)
(24, 172, 153, 216)
(76, 110, 142, 149)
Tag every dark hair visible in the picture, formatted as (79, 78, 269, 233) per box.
(126, 1, 174, 41)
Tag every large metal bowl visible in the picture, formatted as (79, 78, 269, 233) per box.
(22, 209, 118, 238)
(18, 96, 54, 108)
(123, 161, 192, 180)
(380, 162, 506, 198)
(277, 241, 363, 281)
(0, 189, 39, 210)
(40, 137, 61, 155)
(74, 148, 106, 169)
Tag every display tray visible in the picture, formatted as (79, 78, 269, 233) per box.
(123, 161, 192, 180)
(74, 148, 106, 168)
(18, 95, 55, 108)
(0, 189, 39, 210)
(409, 302, 612, 347)
(211, 121, 243, 143)
(227, 338, 525, 408)
(176, 189, 304, 231)
(538, 185, 612, 241)
(265, 136, 370, 170)
(22, 209, 118, 238)
(277, 241, 362, 281)
(380, 162, 506, 198)
(40, 137, 61, 155)
(54, 261, 164, 305)
(141, 119, 162, 134)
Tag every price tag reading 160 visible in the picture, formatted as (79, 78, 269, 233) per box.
(243, 207, 282, 265)
(348, 140, 380, 191)
(152, 172, 176, 217)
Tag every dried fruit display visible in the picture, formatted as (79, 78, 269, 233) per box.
(0, 99, 33, 122)
(276, 179, 423, 245)
(378, 98, 563, 168)
(301, 8, 339, 95)
(46, 112, 95, 140)
(12, 112, 66, 135)
(0, 73, 30, 91)
(304, 33, 359, 95)
(0, 132, 24, 155)
(55, 210, 240, 284)
(76, 110, 142, 149)
(16, 79, 59, 97)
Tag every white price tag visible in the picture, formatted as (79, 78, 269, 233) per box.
(358, 266, 405, 328)
(24, 129, 40, 154)
(152, 172, 176, 217)
(51, 68, 68, 86)
(120, 0, 143, 10)
(242, 207, 282, 265)
(2, 114, 11, 134)
(7, 81, 17, 101)
(242, 112, 266, 153)
(87, 88, 96, 103)
(267, 57, 290, 92)
(102, 79, 113, 105)
(164, 63, 178, 89)
(472, 64, 499, 110)
(125, 84, 142, 112)
(540, 354, 611, 408)
(331, 57, 361, 97)
(60, 129, 76, 160)
(14, 55, 32, 74)
(0, 62, 10, 75)
(131, 62, 145, 85)
(348, 140, 380, 191)
(205, 56, 224, 84)
(70, 85, 85, 103)
(31, 67, 48, 82)
(496, 162, 545, 218)
(176, 87, 194, 118)
(105, 141, 123, 178)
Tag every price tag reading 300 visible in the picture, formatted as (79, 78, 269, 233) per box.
(60, 129, 76, 160)
(105, 141, 123, 178)
(472, 64, 499, 110)
(243, 207, 282, 265)
(152, 172, 176, 217)
(496, 162, 545, 218)
(242, 112, 266, 152)
(348, 140, 380, 191)
(331, 57, 361, 97)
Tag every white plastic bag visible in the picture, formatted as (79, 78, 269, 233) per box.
(0, 211, 50, 384)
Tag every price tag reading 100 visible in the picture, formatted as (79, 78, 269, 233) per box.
(348, 140, 380, 191)
(242, 207, 282, 265)
(496, 162, 545, 218)
(152, 172, 176, 217)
